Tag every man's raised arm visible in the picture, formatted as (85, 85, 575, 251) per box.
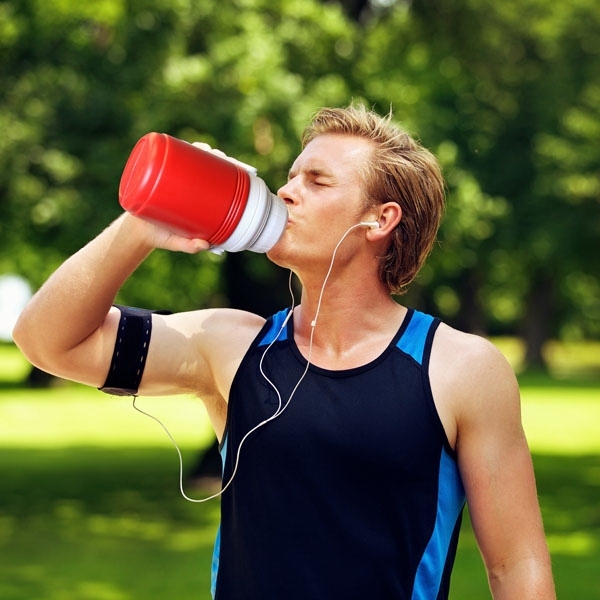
(12, 212, 208, 388)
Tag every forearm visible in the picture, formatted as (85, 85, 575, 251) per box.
(13, 213, 154, 367)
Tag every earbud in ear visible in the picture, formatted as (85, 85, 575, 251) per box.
(359, 221, 380, 229)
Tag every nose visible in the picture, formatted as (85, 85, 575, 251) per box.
(277, 179, 298, 205)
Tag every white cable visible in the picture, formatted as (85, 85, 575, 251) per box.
(130, 273, 296, 504)
(311, 223, 365, 328)
(132, 397, 217, 503)
(132, 223, 364, 503)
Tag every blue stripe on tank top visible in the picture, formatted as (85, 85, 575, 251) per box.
(396, 310, 435, 366)
(411, 448, 466, 599)
(210, 526, 221, 599)
(258, 308, 291, 347)
(210, 438, 229, 599)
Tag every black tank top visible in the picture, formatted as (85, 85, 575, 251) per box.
(212, 308, 465, 600)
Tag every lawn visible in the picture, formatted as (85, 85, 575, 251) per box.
(1, 341, 599, 599)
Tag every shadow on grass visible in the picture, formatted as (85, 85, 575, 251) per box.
(532, 453, 600, 598)
(453, 452, 600, 598)
(2, 446, 600, 599)
(0, 446, 220, 600)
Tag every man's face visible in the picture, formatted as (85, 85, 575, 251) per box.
(267, 133, 373, 271)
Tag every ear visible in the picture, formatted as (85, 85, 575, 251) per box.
(366, 202, 402, 240)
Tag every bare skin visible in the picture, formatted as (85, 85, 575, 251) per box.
(13, 133, 555, 599)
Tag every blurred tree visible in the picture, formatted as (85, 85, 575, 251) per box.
(0, 0, 598, 378)
(0, 0, 359, 314)
(351, 0, 600, 368)
(0, 0, 217, 311)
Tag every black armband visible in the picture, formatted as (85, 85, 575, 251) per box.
(99, 305, 166, 396)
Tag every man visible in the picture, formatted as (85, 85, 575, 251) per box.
(13, 105, 555, 599)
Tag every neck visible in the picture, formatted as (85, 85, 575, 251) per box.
(291, 270, 406, 368)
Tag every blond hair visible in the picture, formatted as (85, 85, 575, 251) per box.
(303, 104, 445, 294)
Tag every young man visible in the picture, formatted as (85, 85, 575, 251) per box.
(14, 105, 555, 599)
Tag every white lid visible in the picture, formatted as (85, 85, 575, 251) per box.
(217, 175, 288, 253)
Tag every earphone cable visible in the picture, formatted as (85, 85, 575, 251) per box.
(132, 224, 363, 503)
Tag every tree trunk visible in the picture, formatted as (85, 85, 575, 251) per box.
(454, 270, 486, 335)
(334, 0, 371, 21)
(520, 275, 554, 371)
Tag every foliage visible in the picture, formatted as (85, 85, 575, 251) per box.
(0, 0, 598, 352)
(354, 0, 600, 349)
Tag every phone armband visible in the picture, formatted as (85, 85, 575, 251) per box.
(99, 305, 168, 396)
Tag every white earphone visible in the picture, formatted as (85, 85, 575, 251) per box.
(133, 219, 383, 503)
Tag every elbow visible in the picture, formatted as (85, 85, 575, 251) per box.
(12, 309, 30, 354)
(12, 307, 49, 372)
(487, 552, 556, 599)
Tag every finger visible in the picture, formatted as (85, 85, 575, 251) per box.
(191, 141, 227, 159)
(177, 238, 211, 254)
(190, 142, 256, 174)
(192, 141, 213, 152)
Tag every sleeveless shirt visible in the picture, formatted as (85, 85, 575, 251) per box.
(211, 308, 465, 600)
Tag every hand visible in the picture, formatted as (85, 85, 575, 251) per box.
(153, 227, 211, 254)
(122, 212, 211, 255)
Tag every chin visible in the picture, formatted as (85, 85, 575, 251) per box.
(266, 236, 297, 270)
(266, 251, 289, 271)
(266, 240, 285, 266)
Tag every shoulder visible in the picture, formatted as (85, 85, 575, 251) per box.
(143, 308, 266, 395)
(431, 322, 515, 383)
(182, 307, 267, 383)
(428, 322, 520, 449)
(154, 307, 267, 374)
(153, 307, 265, 341)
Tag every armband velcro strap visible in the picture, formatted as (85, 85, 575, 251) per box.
(99, 305, 154, 396)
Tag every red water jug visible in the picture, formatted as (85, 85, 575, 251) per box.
(119, 132, 287, 253)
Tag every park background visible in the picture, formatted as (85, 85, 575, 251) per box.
(0, 0, 599, 597)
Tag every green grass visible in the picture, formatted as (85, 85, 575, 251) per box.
(1, 340, 599, 599)
(0, 447, 220, 600)
(0, 345, 219, 600)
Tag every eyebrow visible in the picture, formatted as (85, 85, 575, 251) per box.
(287, 167, 335, 180)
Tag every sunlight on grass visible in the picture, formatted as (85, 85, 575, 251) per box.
(492, 336, 600, 378)
(521, 394, 600, 454)
(490, 337, 600, 454)
(0, 343, 216, 451)
(3, 380, 597, 455)
(0, 386, 215, 449)
(2, 341, 599, 599)
(546, 531, 597, 556)
(0, 343, 30, 382)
